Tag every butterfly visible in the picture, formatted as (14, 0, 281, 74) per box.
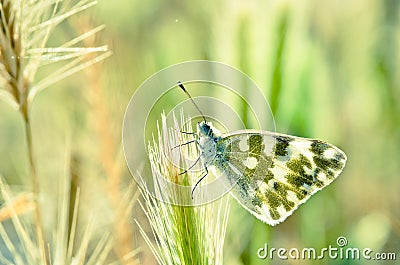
(177, 81, 347, 226)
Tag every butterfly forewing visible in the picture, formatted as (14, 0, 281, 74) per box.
(210, 130, 347, 226)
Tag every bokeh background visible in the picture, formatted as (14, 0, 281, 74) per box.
(0, 0, 399, 264)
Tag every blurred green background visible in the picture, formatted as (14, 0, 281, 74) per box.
(0, 0, 399, 264)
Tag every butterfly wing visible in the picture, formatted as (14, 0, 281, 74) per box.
(213, 130, 347, 226)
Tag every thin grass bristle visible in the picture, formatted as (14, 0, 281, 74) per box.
(136, 112, 230, 265)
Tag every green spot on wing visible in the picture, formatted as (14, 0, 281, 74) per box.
(269, 208, 280, 220)
(251, 196, 263, 208)
(248, 135, 263, 155)
(283, 181, 308, 200)
(335, 152, 346, 161)
(313, 168, 325, 188)
(274, 136, 291, 156)
(313, 156, 343, 171)
(285, 154, 324, 197)
(310, 140, 329, 155)
(264, 191, 281, 220)
(272, 182, 295, 210)
(286, 173, 313, 188)
(286, 154, 312, 177)
(263, 170, 274, 183)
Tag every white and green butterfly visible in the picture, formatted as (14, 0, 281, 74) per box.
(178, 82, 347, 226)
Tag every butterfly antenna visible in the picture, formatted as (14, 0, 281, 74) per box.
(178, 81, 207, 123)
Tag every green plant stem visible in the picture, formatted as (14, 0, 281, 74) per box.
(21, 103, 48, 265)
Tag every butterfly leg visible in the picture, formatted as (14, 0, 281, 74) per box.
(179, 152, 202, 175)
(180, 130, 197, 136)
(191, 166, 209, 199)
(171, 129, 199, 149)
(171, 139, 197, 150)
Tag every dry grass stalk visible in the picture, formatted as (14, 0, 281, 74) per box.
(75, 16, 138, 263)
(0, 0, 110, 263)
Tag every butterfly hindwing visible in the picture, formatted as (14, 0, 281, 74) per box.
(208, 130, 347, 226)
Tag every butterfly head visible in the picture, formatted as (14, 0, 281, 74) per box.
(197, 121, 222, 139)
(197, 121, 213, 137)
